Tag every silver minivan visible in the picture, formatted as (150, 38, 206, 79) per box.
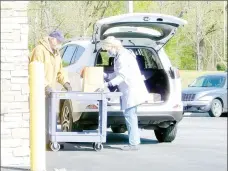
(56, 13, 187, 143)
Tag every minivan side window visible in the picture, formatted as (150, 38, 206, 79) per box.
(61, 45, 77, 67)
(60, 46, 67, 57)
(71, 45, 85, 64)
(140, 49, 161, 69)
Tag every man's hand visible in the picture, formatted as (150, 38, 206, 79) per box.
(104, 81, 113, 89)
(63, 82, 72, 91)
(45, 85, 53, 96)
(104, 73, 109, 82)
(104, 73, 108, 79)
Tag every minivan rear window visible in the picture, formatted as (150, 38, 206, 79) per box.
(95, 47, 162, 70)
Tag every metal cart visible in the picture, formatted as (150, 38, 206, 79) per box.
(47, 91, 122, 152)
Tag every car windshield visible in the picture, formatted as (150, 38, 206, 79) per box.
(189, 75, 226, 88)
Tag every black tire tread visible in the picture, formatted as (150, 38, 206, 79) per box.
(154, 125, 177, 143)
(111, 126, 127, 133)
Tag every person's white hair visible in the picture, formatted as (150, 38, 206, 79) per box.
(101, 36, 123, 50)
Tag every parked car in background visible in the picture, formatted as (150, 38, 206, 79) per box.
(55, 13, 187, 143)
(182, 72, 227, 117)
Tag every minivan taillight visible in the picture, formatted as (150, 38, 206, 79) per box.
(175, 68, 180, 78)
(169, 67, 180, 79)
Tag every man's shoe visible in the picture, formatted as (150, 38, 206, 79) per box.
(121, 145, 140, 151)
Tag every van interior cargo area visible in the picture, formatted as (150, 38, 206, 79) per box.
(96, 47, 170, 103)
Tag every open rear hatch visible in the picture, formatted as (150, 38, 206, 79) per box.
(93, 13, 187, 51)
(92, 13, 187, 108)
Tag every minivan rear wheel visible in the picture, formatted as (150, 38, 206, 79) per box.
(154, 124, 177, 142)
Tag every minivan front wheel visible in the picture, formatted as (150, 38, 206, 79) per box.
(154, 124, 177, 143)
(60, 100, 73, 132)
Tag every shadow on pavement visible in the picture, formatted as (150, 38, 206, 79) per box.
(57, 131, 158, 152)
(184, 112, 227, 117)
(105, 131, 158, 145)
(0, 166, 29, 171)
(183, 112, 209, 117)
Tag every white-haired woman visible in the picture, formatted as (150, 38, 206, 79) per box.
(101, 36, 148, 151)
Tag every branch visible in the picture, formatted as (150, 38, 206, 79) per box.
(177, 3, 189, 18)
(205, 29, 217, 36)
(54, 19, 65, 30)
(84, 1, 111, 35)
(204, 35, 223, 61)
(178, 11, 184, 18)
(100, 1, 110, 18)
(85, 7, 107, 31)
(84, 1, 92, 14)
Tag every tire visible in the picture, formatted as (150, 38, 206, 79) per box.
(93, 143, 103, 151)
(49, 142, 60, 152)
(154, 125, 177, 143)
(60, 100, 73, 132)
(221, 112, 227, 117)
(111, 125, 127, 133)
(208, 99, 223, 117)
(83, 125, 98, 130)
(72, 120, 83, 132)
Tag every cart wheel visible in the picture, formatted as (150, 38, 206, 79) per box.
(50, 142, 61, 152)
(92, 142, 96, 149)
(94, 143, 103, 151)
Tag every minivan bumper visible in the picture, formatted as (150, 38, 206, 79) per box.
(108, 111, 183, 123)
(79, 111, 183, 126)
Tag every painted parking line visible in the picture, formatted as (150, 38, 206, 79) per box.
(183, 112, 209, 117)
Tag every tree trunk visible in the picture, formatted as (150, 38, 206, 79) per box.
(159, 1, 163, 13)
(40, 1, 43, 36)
(199, 39, 205, 69)
(212, 36, 215, 70)
(196, 2, 201, 71)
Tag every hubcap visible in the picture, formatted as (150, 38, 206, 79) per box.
(62, 106, 71, 131)
(212, 101, 222, 116)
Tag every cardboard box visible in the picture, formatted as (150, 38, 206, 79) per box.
(82, 67, 104, 92)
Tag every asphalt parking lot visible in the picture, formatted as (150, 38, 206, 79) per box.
(46, 113, 227, 171)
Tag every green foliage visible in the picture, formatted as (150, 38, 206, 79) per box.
(165, 35, 196, 70)
(62, 61, 70, 67)
(133, 1, 154, 12)
(165, 30, 196, 70)
(216, 63, 227, 71)
(96, 52, 109, 66)
(103, 1, 125, 17)
(27, 1, 226, 71)
(28, 43, 35, 52)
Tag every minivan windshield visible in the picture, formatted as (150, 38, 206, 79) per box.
(189, 75, 226, 88)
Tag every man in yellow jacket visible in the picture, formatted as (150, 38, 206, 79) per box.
(29, 30, 72, 94)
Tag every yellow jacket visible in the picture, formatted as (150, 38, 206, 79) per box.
(29, 37, 69, 89)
